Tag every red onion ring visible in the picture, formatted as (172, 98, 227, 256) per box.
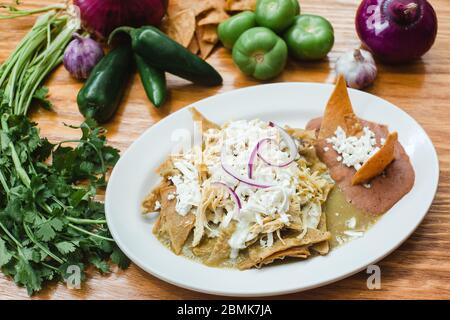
(221, 147, 272, 188)
(248, 138, 272, 179)
(268, 122, 299, 167)
(211, 182, 242, 210)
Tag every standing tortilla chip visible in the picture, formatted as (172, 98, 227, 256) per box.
(352, 132, 398, 185)
(319, 75, 362, 139)
(225, 0, 256, 11)
(161, 9, 196, 47)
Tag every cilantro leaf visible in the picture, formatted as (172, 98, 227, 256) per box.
(0, 239, 12, 267)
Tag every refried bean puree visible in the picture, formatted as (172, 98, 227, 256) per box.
(306, 117, 415, 215)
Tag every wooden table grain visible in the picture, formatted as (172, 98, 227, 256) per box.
(0, 0, 449, 300)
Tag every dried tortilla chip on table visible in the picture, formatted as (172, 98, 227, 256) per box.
(196, 25, 218, 59)
(352, 132, 398, 185)
(161, 9, 196, 47)
(197, 6, 230, 26)
(319, 75, 362, 139)
(187, 36, 200, 54)
(225, 0, 257, 11)
(168, 0, 215, 16)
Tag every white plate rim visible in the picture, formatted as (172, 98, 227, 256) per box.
(105, 82, 439, 297)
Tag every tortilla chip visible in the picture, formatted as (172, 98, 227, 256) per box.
(352, 132, 398, 185)
(198, 8, 230, 26)
(238, 229, 330, 269)
(225, 0, 256, 11)
(168, 0, 216, 16)
(187, 36, 200, 54)
(256, 246, 311, 268)
(190, 107, 220, 132)
(154, 186, 195, 255)
(319, 75, 362, 139)
(161, 9, 196, 47)
(206, 224, 236, 266)
(196, 25, 218, 58)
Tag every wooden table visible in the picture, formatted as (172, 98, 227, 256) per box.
(0, 0, 449, 300)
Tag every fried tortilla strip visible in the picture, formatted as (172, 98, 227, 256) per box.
(153, 186, 195, 255)
(192, 237, 216, 258)
(319, 75, 362, 139)
(225, 0, 256, 11)
(156, 157, 180, 178)
(256, 246, 311, 268)
(190, 107, 220, 131)
(161, 9, 196, 47)
(238, 229, 330, 269)
(352, 132, 398, 185)
(142, 180, 169, 213)
(206, 224, 236, 266)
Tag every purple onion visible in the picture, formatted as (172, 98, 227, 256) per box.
(221, 146, 272, 189)
(63, 33, 104, 80)
(74, 0, 168, 39)
(356, 0, 438, 63)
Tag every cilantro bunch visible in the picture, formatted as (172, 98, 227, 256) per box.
(0, 115, 129, 295)
(0, 9, 129, 295)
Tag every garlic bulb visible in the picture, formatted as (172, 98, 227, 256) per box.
(335, 49, 377, 89)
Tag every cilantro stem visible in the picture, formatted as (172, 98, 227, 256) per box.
(42, 262, 59, 272)
(67, 223, 115, 242)
(0, 169, 10, 193)
(23, 223, 65, 264)
(66, 217, 107, 225)
(0, 221, 22, 248)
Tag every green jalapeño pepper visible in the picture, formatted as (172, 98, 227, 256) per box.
(284, 14, 334, 61)
(255, 0, 300, 34)
(77, 45, 133, 123)
(109, 26, 222, 86)
(218, 11, 257, 49)
(232, 27, 288, 80)
(135, 54, 167, 108)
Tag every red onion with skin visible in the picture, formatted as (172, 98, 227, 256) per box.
(74, 0, 168, 38)
(356, 0, 437, 63)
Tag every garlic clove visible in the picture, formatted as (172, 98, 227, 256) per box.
(335, 49, 377, 90)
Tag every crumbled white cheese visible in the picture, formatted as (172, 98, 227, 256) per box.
(345, 217, 356, 229)
(323, 146, 330, 152)
(154, 200, 161, 211)
(363, 183, 371, 189)
(167, 193, 176, 200)
(343, 230, 364, 238)
(326, 126, 380, 171)
(169, 160, 201, 216)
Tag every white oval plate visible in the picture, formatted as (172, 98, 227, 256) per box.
(105, 83, 439, 297)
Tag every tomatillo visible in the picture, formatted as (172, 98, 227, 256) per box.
(255, 0, 300, 33)
(232, 27, 288, 80)
(218, 11, 257, 49)
(284, 14, 334, 61)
